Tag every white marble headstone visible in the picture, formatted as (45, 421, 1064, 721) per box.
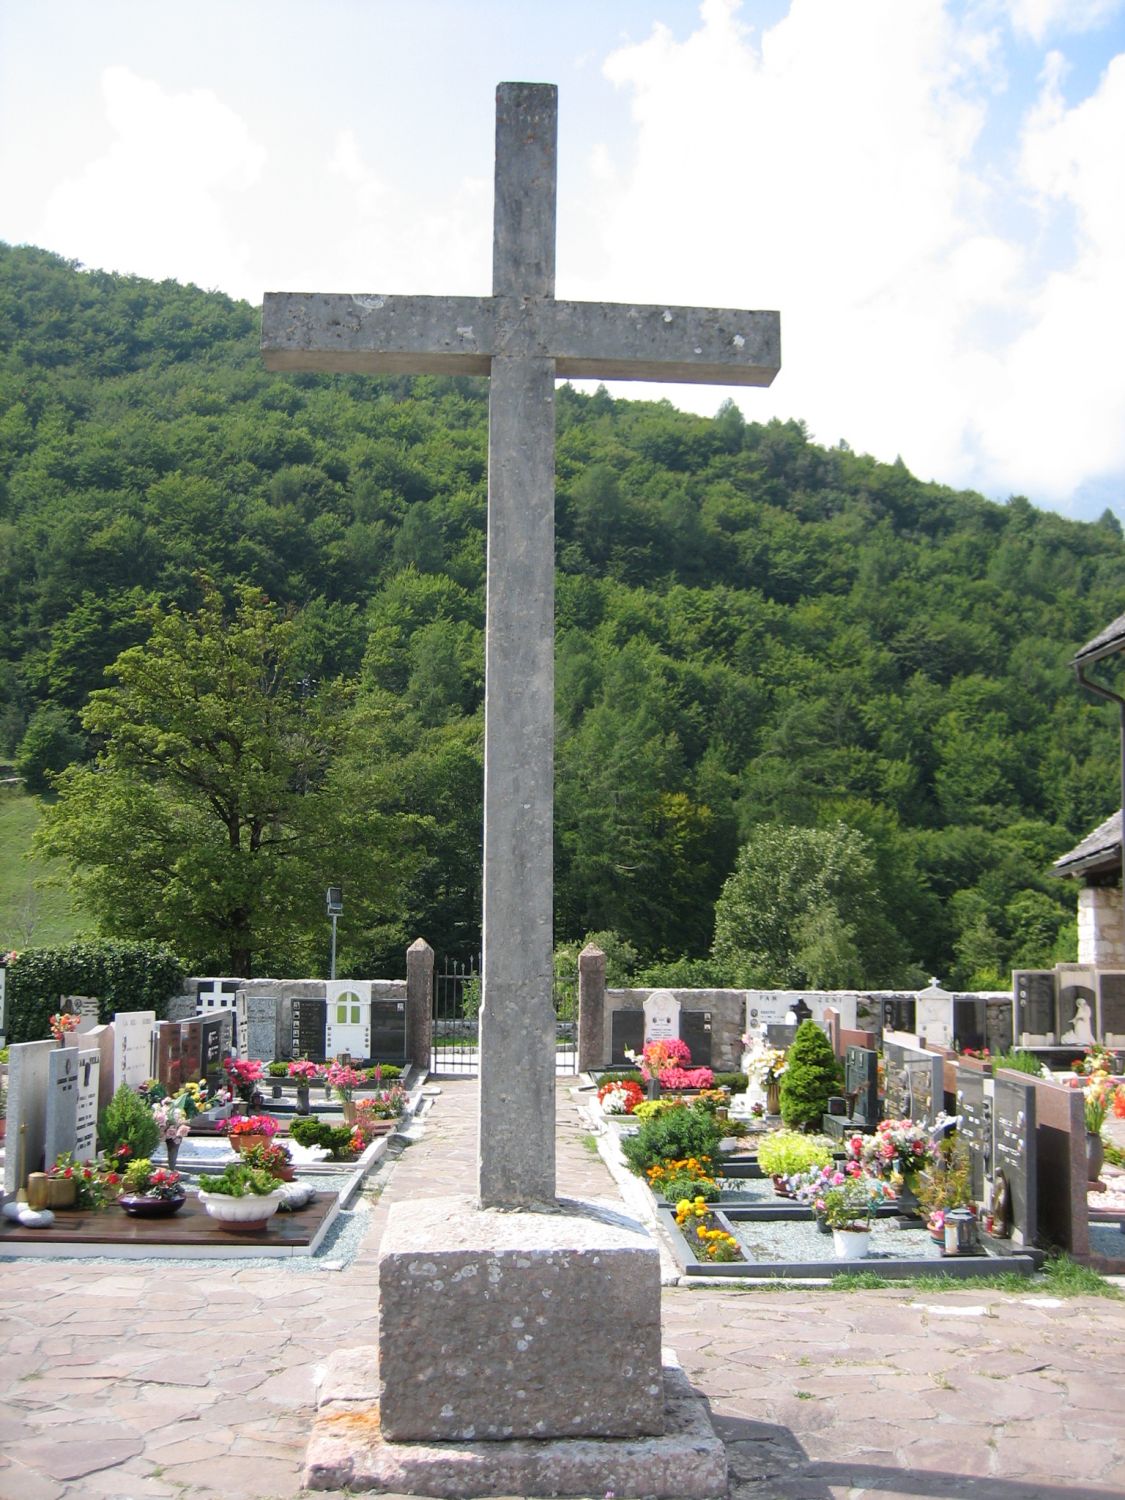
(44, 1047, 80, 1166)
(642, 989, 681, 1045)
(3, 1039, 56, 1195)
(113, 1010, 156, 1091)
(74, 1049, 101, 1163)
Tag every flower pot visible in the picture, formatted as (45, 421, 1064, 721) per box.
(831, 1226, 872, 1260)
(45, 1176, 77, 1210)
(814, 1210, 831, 1235)
(163, 1138, 182, 1172)
(231, 1134, 269, 1155)
(198, 1188, 285, 1233)
(766, 1083, 781, 1115)
(119, 1193, 186, 1218)
(296, 1085, 311, 1115)
(341, 1100, 357, 1125)
(1086, 1131, 1105, 1183)
(771, 1175, 794, 1198)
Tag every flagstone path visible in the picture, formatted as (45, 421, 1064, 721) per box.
(1, 1080, 1124, 1500)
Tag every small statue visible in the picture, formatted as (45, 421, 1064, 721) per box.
(991, 1169, 1011, 1238)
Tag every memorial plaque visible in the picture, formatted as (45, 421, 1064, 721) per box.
(744, 993, 795, 1030)
(766, 1023, 797, 1051)
(952, 997, 987, 1053)
(1097, 971, 1125, 1048)
(881, 997, 916, 1036)
(240, 993, 281, 1062)
(993, 1074, 1037, 1246)
(610, 1009, 644, 1067)
(1013, 969, 1055, 1044)
(180, 1018, 203, 1083)
(43, 1047, 80, 1167)
(154, 1020, 184, 1094)
(642, 989, 680, 1045)
(882, 1040, 910, 1120)
(113, 1010, 156, 1090)
(82, 1024, 115, 1111)
(74, 1049, 100, 1163)
(1057, 965, 1096, 1048)
(845, 1046, 879, 1125)
(680, 1010, 712, 1068)
(904, 1057, 942, 1124)
(200, 1016, 224, 1091)
(371, 998, 407, 1061)
(291, 998, 327, 1063)
(954, 1064, 990, 1201)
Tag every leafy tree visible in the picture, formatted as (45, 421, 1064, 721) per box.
(35, 582, 409, 974)
(15, 706, 85, 792)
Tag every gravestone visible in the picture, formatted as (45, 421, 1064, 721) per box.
(992, 1074, 1038, 1246)
(679, 1009, 712, 1068)
(180, 1018, 203, 1084)
(291, 996, 327, 1063)
(370, 997, 407, 1061)
(955, 1064, 991, 1202)
(643, 989, 681, 1045)
(766, 1022, 797, 1051)
(82, 1024, 115, 1112)
(268, 81, 773, 1492)
(3, 1039, 55, 1194)
(610, 1009, 645, 1066)
(237, 992, 282, 1063)
(196, 977, 242, 1049)
(1013, 969, 1056, 1045)
(154, 1020, 184, 1094)
(881, 996, 917, 1036)
(846, 1046, 879, 1124)
(324, 982, 371, 1060)
(73, 1049, 100, 1163)
(1057, 965, 1096, 1047)
(61, 995, 100, 1033)
(43, 1046, 80, 1167)
(0, 966, 6, 1039)
(1097, 971, 1125, 1048)
(952, 997, 987, 1053)
(113, 1011, 156, 1091)
(904, 1057, 944, 1124)
(200, 1016, 226, 1094)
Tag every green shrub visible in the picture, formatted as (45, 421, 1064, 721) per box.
(778, 1019, 842, 1131)
(364, 1063, 402, 1080)
(991, 1050, 1043, 1075)
(287, 1118, 355, 1158)
(657, 1172, 721, 1203)
(5, 940, 185, 1044)
(713, 1072, 748, 1093)
(595, 1070, 645, 1087)
(266, 1061, 289, 1077)
(199, 1163, 279, 1196)
(621, 1104, 724, 1177)
(98, 1083, 160, 1163)
(756, 1131, 833, 1177)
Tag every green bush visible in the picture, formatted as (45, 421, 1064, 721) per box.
(713, 1072, 748, 1093)
(5, 940, 185, 1044)
(990, 1050, 1043, 1075)
(778, 1019, 842, 1131)
(199, 1163, 279, 1197)
(620, 1104, 724, 1177)
(595, 1070, 644, 1086)
(656, 1171, 721, 1203)
(287, 1118, 355, 1158)
(266, 1062, 288, 1077)
(98, 1083, 160, 1162)
(756, 1130, 833, 1177)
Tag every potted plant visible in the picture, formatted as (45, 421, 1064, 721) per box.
(224, 1113, 280, 1153)
(150, 1096, 191, 1171)
(325, 1063, 362, 1124)
(744, 1044, 788, 1114)
(287, 1058, 322, 1114)
(118, 1157, 187, 1217)
(239, 1139, 295, 1181)
(48, 1011, 82, 1046)
(197, 1163, 286, 1232)
(756, 1132, 833, 1194)
(846, 1118, 933, 1207)
(819, 1178, 879, 1260)
(224, 1057, 266, 1109)
(98, 1083, 161, 1171)
(47, 1152, 122, 1210)
(1084, 1078, 1123, 1180)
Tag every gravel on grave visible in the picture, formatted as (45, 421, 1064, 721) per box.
(1088, 1220, 1125, 1258)
(727, 1212, 946, 1263)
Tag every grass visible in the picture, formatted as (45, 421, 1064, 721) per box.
(0, 785, 91, 950)
(683, 1253, 1121, 1299)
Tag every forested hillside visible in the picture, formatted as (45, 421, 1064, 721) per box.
(2, 242, 1122, 984)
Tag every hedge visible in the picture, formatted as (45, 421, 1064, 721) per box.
(3, 940, 186, 1044)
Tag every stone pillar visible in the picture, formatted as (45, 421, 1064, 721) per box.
(1077, 885, 1125, 967)
(405, 938, 434, 1073)
(577, 943, 607, 1073)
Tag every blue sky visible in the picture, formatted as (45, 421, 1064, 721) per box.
(1, 0, 1123, 520)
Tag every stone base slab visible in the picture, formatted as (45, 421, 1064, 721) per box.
(377, 1195, 663, 1440)
(305, 1349, 728, 1498)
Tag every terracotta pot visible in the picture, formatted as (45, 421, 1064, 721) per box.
(771, 1175, 794, 1198)
(231, 1134, 269, 1154)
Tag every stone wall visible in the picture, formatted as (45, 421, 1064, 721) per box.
(1077, 885, 1125, 967)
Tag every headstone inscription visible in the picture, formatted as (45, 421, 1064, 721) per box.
(74, 1049, 100, 1163)
(955, 1064, 991, 1202)
(113, 1011, 156, 1091)
(291, 997, 327, 1063)
(199, 1015, 225, 1094)
(643, 990, 681, 1046)
(263, 82, 779, 1472)
(1013, 969, 1056, 1045)
(61, 995, 100, 1033)
(1096, 971, 1125, 1049)
(881, 997, 917, 1036)
(992, 1074, 1038, 1246)
(43, 1046, 80, 1167)
(845, 1046, 879, 1124)
(3, 1039, 55, 1195)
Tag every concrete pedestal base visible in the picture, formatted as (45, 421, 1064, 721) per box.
(377, 1195, 663, 1441)
(304, 1348, 728, 1498)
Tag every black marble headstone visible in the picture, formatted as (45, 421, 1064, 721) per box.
(952, 998, 987, 1053)
(1098, 971, 1125, 1047)
(680, 1010, 713, 1068)
(180, 1018, 203, 1083)
(200, 1017, 224, 1092)
(370, 999, 407, 1061)
(154, 1021, 183, 1094)
(1013, 969, 1055, 1040)
(610, 1009, 645, 1067)
(845, 1046, 879, 1124)
(291, 998, 327, 1063)
(766, 1023, 797, 1051)
(993, 1075, 1038, 1246)
(882, 997, 917, 1036)
(954, 1065, 991, 1201)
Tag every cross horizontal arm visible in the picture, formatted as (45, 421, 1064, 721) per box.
(262, 292, 780, 386)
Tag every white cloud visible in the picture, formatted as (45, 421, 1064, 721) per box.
(998, 0, 1123, 44)
(41, 67, 266, 292)
(577, 0, 1124, 508)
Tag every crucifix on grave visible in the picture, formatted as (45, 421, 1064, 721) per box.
(265, 84, 779, 1492)
(264, 81, 779, 1211)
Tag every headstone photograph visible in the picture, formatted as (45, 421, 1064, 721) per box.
(992, 1074, 1038, 1246)
(955, 1064, 991, 1201)
(291, 996, 327, 1063)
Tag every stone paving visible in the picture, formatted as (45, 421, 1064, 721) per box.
(1, 1079, 1124, 1500)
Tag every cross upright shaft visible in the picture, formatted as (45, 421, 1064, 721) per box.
(262, 82, 780, 1209)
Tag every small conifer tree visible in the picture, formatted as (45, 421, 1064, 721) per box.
(778, 1019, 842, 1131)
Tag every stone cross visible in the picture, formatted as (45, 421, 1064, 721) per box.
(263, 82, 780, 1210)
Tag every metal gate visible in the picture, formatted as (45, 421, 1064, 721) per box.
(432, 957, 577, 1075)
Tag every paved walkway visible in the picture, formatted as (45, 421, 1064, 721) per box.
(2, 1080, 1124, 1500)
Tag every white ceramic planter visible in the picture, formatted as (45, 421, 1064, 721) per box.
(831, 1226, 871, 1261)
(198, 1188, 285, 1233)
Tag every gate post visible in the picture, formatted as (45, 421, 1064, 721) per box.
(577, 943, 607, 1074)
(406, 938, 434, 1074)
